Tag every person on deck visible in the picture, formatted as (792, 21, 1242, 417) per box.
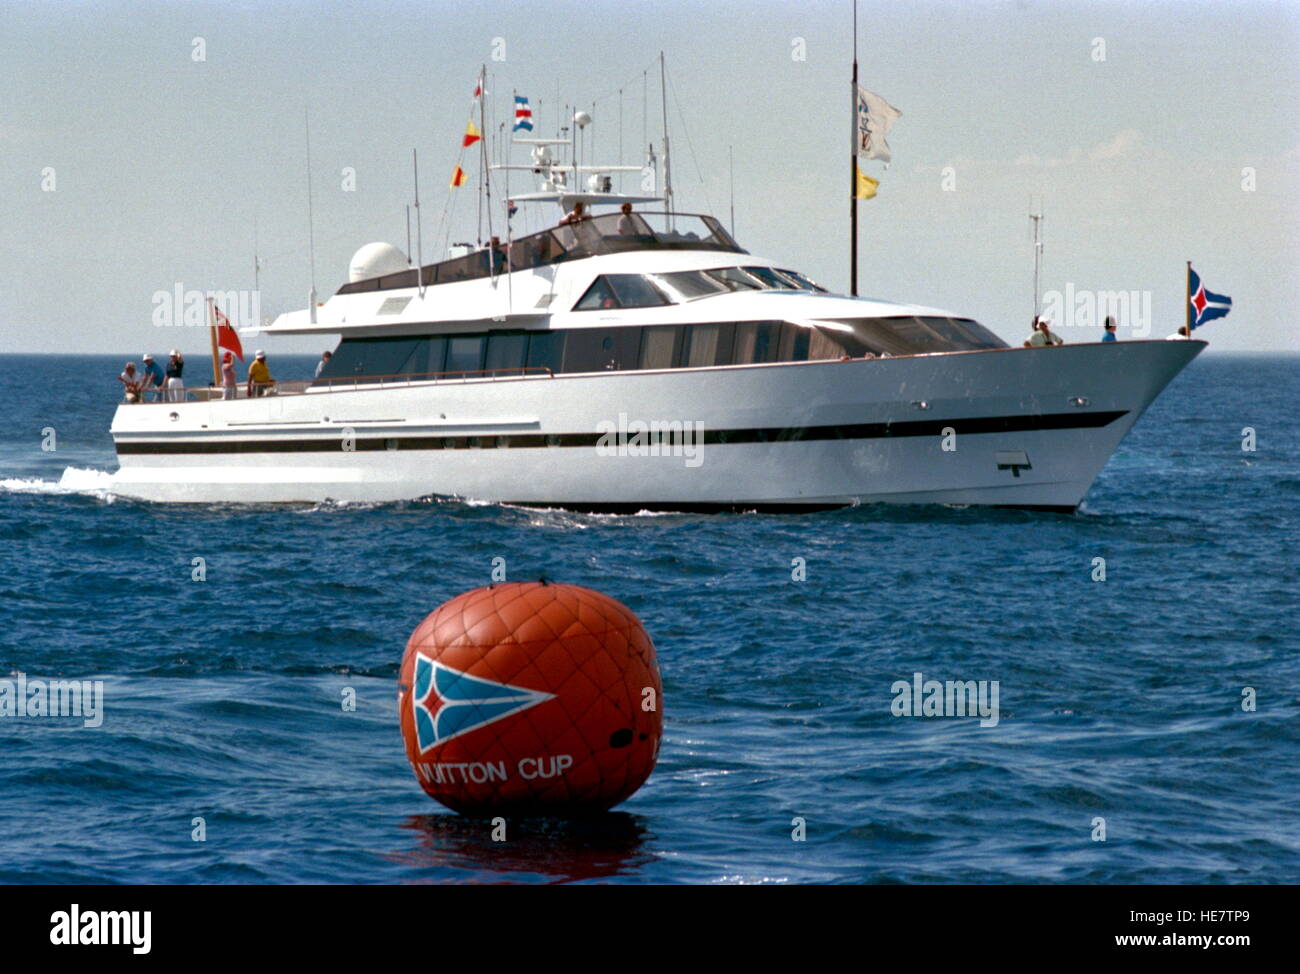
(488, 236, 507, 273)
(314, 350, 332, 379)
(221, 352, 237, 400)
(558, 201, 590, 225)
(164, 349, 185, 401)
(118, 362, 145, 403)
(247, 350, 273, 397)
(140, 353, 165, 401)
(1024, 318, 1063, 347)
(616, 201, 637, 235)
(1102, 316, 1118, 342)
(1165, 326, 1192, 340)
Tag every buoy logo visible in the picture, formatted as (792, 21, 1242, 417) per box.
(412, 654, 554, 755)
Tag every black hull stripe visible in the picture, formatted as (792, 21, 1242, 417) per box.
(499, 501, 1081, 515)
(115, 410, 1127, 456)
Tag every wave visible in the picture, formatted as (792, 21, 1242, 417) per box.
(0, 466, 117, 500)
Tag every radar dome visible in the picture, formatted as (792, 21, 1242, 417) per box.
(348, 242, 408, 283)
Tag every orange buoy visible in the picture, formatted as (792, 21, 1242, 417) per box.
(398, 581, 662, 815)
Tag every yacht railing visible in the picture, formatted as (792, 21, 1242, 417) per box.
(121, 366, 554, 404)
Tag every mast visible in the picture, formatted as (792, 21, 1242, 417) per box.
(206, 297, 220, 386)
(1185, 260, 1192, 337)
(850, 1, 858, 296)
(1030, 204, 1043, 322)
(480, 64, 492, 250)
(413, 149, 425, 294)
(305, 109, 318, 322)
(660, 51, 673, 227)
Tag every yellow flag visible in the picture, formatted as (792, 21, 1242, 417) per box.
(855, 163, 878, 200)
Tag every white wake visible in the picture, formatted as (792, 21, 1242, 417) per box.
(0, 467, 118, 500)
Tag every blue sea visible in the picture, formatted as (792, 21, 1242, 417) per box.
(0, 353, 1296, 884)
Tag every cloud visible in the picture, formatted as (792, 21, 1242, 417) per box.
(1089, 129, 1143, 161)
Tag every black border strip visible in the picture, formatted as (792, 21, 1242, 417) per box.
(115, 410, 1127, 456)
(497, 500, 1081, 515)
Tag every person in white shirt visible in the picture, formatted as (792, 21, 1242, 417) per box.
(616, 202, 637, 236)
(1165, 326, 1192, 340)
(315, 350, 332, 379)
(118, 362, 144, 403)
(1024, 318, 1063, 347)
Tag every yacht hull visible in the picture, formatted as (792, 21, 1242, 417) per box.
(109, 340, 1203, 510)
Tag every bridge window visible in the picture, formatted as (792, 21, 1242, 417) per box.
(775, 269, 827, 292)
(574, 274, 671, 311)
(651, 270, 730, 301)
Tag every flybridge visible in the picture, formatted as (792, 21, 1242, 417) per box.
(336, 211, 744, 296)
(337, 53, 696, 298)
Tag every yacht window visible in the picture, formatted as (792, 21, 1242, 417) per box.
(398, 339, 430, 377)
(526, 331, 565, 372)
(564, 328, 642, 372)
(651, 270, 730, 301)
(446, 336, 486, 374)
(779, 322, 812, 361)
(485, 332, 529, 374)
(425, 337, 448, 375)
(808, 327, 849, 359)
(575, 277, 620, 310)
(775, 269, 827, 292)
(946, 318, 1008, 348)
(702, 267, 765, 291)
(824, 316, 1006, 355)
(681, 322, 735, 366)
(744, 266, 796, 289)
(639, 326, 681, 369)
(732, 321, 782, 363)
(607, 274, 671, 308)
(319, 337, 422, 380)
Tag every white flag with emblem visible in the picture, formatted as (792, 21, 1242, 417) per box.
(855, 86, 902, 163)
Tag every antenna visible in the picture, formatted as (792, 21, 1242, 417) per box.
(660, 51, 673, 226)
(405, 204, 412, 265)
(305, 109, 318, 322)
(729, 144, 735, 237)
(1029, 200, 1044, 322)
(253, 214, 262, 299)
(413, 148, 425, 295)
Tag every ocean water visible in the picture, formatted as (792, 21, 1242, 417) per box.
(0, 352, 1296, 884)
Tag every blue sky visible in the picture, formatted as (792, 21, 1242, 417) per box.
(1, 0, 1296, 354)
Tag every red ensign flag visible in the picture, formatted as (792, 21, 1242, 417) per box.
(214, 306, 244, 361)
